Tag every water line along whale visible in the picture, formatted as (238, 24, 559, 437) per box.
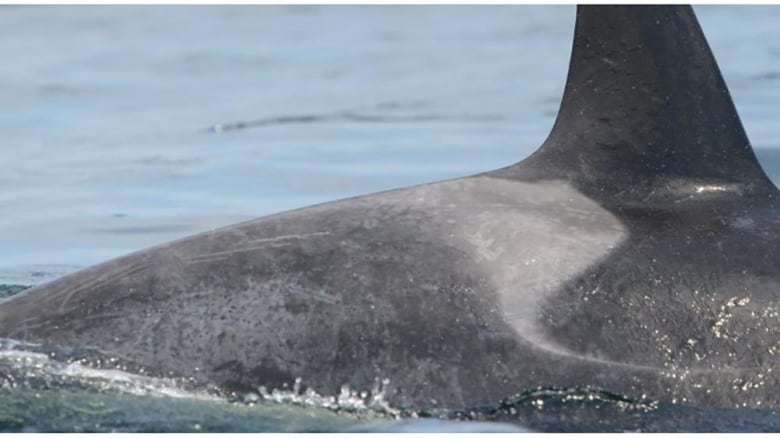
(1, 5, 779, 410)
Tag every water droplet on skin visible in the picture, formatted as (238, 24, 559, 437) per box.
(293, 377, 302, 394)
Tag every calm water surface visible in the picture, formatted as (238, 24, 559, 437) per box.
(2, 5, 780, 432)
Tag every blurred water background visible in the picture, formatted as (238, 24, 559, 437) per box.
(1, 5, 780, 432)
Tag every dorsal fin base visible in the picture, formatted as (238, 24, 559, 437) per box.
(496, 5, 777, 204)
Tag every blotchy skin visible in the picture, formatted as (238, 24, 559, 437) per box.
(1, 175, 632, 409)
(2, 5, 780, 410)
(2, 172, 780, 409)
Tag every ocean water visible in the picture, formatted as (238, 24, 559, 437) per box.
(2, 5, 780, 432)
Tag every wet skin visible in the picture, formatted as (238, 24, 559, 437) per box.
(1, 5, 779, 410)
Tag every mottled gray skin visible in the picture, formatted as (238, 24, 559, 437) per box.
(2, 5, 780, 410)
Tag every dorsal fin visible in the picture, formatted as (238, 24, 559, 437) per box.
(506, 5, 776, 202)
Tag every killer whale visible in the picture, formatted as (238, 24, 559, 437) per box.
(1, 5, 780, 411)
